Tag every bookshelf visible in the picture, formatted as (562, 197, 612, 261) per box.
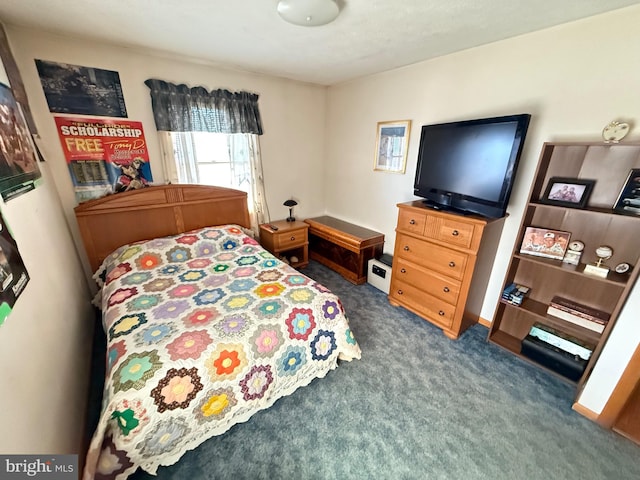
(489, 142, 640, 389)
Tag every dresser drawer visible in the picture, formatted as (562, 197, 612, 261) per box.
(397, 208, 426, 235)
(393, 258, 461, 306)
(432, 217, 475, 249)
(395, 233, 467, 280)
(390, 279, 454, 329)
(274, 228, 307, 249)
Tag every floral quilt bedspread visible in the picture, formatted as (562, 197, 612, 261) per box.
(84, 225, 361, 479)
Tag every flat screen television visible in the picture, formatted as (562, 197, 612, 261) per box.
(413, 114, 531, 219)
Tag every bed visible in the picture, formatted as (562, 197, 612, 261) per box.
(75, 185, 361, 479)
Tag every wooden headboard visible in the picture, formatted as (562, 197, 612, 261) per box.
(74, 184, 251, 272)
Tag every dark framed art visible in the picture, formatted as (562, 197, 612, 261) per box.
(540, 177, 595, 208)
(34, 59, 127, 117)
(0, 82, 41, 201)
(613, 168, 640, 216)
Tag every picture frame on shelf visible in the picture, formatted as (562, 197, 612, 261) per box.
(373, 120, 411, 174)
(613, 168, 640, 216)
(540, 177, 595, 208)
(520, 226, 571, 261)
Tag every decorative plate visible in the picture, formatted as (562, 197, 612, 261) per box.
(602, 121, 630, 143)
(615, 262, 631, 274)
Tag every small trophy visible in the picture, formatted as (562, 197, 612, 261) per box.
(584, 245, 613, 278)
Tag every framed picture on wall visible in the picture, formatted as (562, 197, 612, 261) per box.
(374, 120, 411, 174)
(0, 82, 41, 201)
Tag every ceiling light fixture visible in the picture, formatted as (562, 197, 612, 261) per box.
(277, 0, 339, 27)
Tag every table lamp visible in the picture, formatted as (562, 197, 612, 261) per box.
(283, 199, 297, 222)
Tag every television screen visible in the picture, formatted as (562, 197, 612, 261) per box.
(413, 114, 531, 218)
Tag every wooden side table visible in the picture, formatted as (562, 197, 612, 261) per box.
(259, 219, 309, 268)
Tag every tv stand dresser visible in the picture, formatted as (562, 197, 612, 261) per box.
(389, 201, 505, 339)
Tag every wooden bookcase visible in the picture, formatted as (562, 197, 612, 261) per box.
(489, 142, 640, 389)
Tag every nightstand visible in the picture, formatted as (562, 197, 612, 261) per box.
(259, 220, 309, 268)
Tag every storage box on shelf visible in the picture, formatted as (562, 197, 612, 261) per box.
(489, 142, 640, 388)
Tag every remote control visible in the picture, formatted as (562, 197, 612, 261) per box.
(269, 224, 279, 230)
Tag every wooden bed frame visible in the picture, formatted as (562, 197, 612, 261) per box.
(74, 184, 251, 272)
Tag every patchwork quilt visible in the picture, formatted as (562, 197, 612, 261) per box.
(84, 225, 361, 479)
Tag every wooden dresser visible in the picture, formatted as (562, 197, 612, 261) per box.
(389, 201, 505, 339)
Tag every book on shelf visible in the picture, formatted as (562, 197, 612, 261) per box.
(501, 282, 530, 306)
(546, 305, 607, 333)
(528, 322, 594, 361)
(521, 334, 587, 382)
(549, 296, 610, 324)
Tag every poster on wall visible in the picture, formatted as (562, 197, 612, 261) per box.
(54, 116, 153, 202)
(35, 59, 127, 117)
(0, 82, 41, 201)
(0, 211, 29, 327)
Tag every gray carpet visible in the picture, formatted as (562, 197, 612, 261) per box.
(128, 260, 640, 480)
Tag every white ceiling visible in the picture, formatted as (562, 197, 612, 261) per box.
(0, 0, 638, 85)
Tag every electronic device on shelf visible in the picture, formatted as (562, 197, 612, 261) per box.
(413, 113, 531, 219)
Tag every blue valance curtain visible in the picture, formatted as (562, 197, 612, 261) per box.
(144, 79, 263, 134)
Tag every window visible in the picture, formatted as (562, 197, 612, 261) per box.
(162, 131, 267, 233)
(144, 79, 267, 231)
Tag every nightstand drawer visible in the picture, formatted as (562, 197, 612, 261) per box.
(274, 228, 307, 249)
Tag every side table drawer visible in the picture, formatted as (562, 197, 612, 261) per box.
(390, 279, 454, 329)
(395, 233, 468, 280)
(393, 258, 461, 305)
(274, 228, 307, 249)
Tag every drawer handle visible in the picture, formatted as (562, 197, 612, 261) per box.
(449, 261, 456, 268)
(404, 245, 410, 251)
(438, 310, 445, 316)
(397, 289, 403, 295)
(409, 219, 416, 225)
(452, 230, 459, 236)
(400, 268, 406, 273)
(290, 236, 295, 241)
(443, 286, 450, 293)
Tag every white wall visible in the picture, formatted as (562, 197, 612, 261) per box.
(0, 52, 94, 453)
(6, 25, 329, 264)
(324, 5, 640, 413)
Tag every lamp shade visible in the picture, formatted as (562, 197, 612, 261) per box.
(283, 199, 297, 222)
(277, 0, 339, 27)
